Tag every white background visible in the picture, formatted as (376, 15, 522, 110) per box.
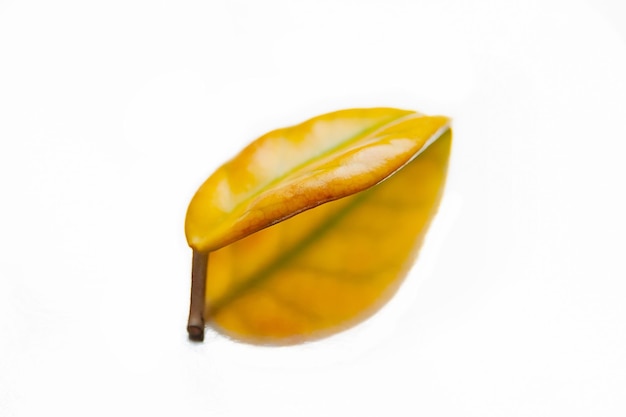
(1, 0, 626, 415)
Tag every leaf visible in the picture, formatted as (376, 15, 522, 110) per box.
(185, 108, 452, 344)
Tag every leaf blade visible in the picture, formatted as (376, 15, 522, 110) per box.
(185, 108, 449, 252)
(200, 128, 452, 344)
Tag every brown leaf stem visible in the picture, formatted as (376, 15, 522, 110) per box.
(187, 250, 208, 341)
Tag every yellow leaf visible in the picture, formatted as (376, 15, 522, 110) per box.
(185, 108, 452, 344)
